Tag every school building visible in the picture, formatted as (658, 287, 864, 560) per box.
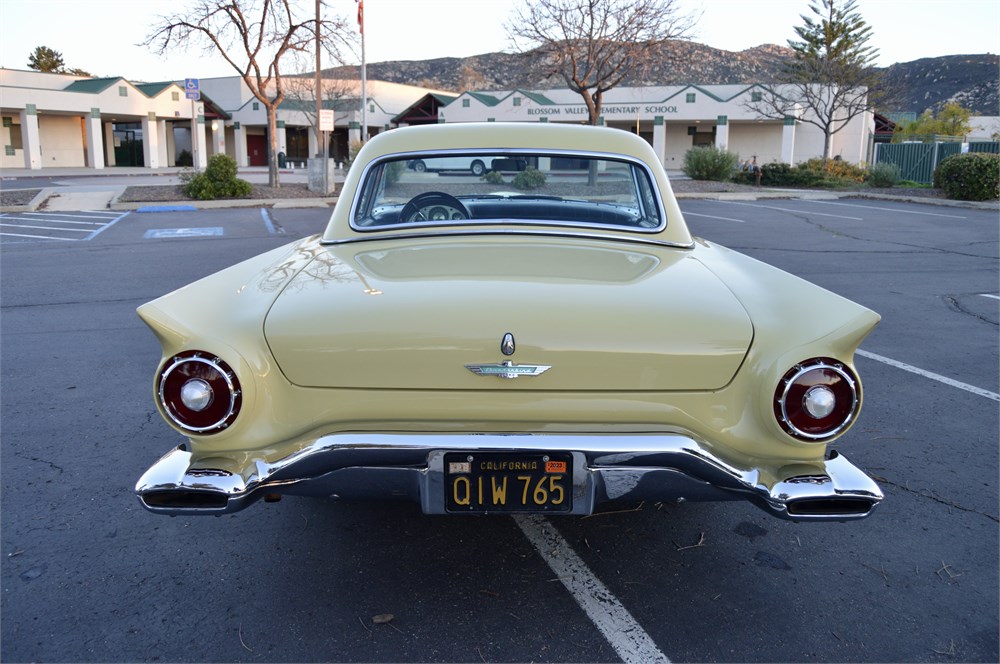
(2, 67, 874, 171)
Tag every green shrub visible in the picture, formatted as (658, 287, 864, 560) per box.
(480, 170, 505, 185)
(512, 166, 546, 190)
(758, 162, 825, 187)
(933, 152, 1000, 201)
(865, 162, 901, 188)
(800, 157, 867, 182)
(183, 154, 253, 200)
(682, 146, 739, 181)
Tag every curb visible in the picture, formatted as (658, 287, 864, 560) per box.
(110, 197, 336, 211)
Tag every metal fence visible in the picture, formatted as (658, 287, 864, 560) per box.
(873, 141, 1000, 184)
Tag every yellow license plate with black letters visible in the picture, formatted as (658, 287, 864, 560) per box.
(444, 452, 573, 513)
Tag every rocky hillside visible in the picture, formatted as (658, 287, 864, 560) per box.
(326, 44, 998, 115)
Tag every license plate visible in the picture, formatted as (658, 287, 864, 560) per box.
(444, 452, 573, 513)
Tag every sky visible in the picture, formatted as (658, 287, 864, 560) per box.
(0, 0, 997, 83)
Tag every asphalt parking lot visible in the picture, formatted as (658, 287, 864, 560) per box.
(1, 199, 997, 663)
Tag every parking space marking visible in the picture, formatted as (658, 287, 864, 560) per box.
(724, 201, 864, 220)
(803, 200, 968, 219)
(0, 210, 129, 243)
(514, 515, 671, 664)
(683, 211, 746, 223)
(979, 294, 999, 300)
(857, 349, 1000, 401)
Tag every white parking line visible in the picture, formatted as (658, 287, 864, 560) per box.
(684, 211, 745, 223)
(0, 222, 92, 233)
(724, 201, 863, 220)
(0, 210, 129, 243)
(857, 349, 1000, 401)
(514, 515, 671, 664)
(980, 294, 1000, 300)
(803, 200, 968, 219)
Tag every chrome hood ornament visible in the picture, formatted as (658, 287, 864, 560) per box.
(466, 361, 551, 379)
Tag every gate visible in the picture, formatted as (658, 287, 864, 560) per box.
(874, 142, 1000, 184)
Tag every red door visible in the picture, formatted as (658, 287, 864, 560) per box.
(247, 135, 267, 166)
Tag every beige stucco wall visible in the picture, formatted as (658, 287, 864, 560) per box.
(729, 124, 785, 164)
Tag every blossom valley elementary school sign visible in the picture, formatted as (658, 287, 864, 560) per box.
(527, 104, 680, 117)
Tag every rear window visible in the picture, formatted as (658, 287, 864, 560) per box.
(352, 151, 664, 233)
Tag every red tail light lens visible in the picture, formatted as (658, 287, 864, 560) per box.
(157, 351, 242, 433)
(774, 358, 859, 441)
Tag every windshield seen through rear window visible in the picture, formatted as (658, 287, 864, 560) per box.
(352, 152, 664, 233)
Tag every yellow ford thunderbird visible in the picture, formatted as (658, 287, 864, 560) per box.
(135, 123, 883, 521)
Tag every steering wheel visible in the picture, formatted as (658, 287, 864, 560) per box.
(399, 192, 469, 223)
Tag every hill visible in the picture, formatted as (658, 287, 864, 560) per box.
(326, 44, 998, 116)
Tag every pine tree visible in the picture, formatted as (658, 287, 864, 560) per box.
(27, 46, 65, 73)
(747, 0, 884, 166)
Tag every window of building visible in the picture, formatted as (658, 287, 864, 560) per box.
(686, 93, 695, 103)
(369, 103, 375, 113)
(462, 99, 470, 108)
(172, 91, 180, 101)
(119, 86, 128, 97)
(513, 97, 522, 107)
(751, 91, 762, 102)
(253, 102, 259, 111)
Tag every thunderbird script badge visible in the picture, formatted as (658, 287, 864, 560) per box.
(466, 361, 551, 380)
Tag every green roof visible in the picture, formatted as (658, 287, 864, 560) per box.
(430, 92, 459, 104)
(63, 77, 123, 94)
(135, 82, 175, 97)
(466, 91, 501, 106)
(518, 90, 555, 105)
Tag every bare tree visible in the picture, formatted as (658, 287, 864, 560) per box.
(745, 0, 883, 166)
(506, 0, 698, 125)
(144, 0, 355, 187)
(283, 60, 356, 155)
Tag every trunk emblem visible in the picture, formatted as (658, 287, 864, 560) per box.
(501, 333, 515, 356)
(466, 361, 551, 379)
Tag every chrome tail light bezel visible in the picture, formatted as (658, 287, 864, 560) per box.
(774, 358, 860, 441)
(157, 351, 242, 434)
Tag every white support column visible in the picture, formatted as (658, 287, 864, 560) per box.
(276, 121, 287, 158)
(142, 113, 161, 168)
(166, 123, 177, 166)
(19, 107, 42, 170)
(104, 121, 117, 167)
(714, 116, 730, 151)
(194, 114, 208, 169)
(233, 123, 248, 167)
(652, 117, 667, 166)
(85, 109, 105, 169)
(781, 116, 796, 164)
(210, 120, 226, 157)
(348, 112, 361, 145)
(157, 120, 169, 167)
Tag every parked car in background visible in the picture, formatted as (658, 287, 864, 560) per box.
(135, 123, 883, 522)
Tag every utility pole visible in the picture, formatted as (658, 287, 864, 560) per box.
(315, 0, 322, 157)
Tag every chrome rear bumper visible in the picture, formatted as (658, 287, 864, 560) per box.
(135, 433, 883, 521)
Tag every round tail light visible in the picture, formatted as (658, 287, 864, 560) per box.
(774, 358, 859, 441)
(157, 351, 241, 433)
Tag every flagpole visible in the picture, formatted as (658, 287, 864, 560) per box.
(359, 0, 367, 141)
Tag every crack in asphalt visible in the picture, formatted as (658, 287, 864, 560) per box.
(0, 296, 150, 310)
(875, 475, 1000, 523)
(945, 295, 1000, 326)
(799, 216, 999, 259)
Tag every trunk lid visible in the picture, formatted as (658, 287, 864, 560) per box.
(263, 239, 752, 391)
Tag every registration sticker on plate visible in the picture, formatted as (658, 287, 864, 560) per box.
(444, 452, 573, 513)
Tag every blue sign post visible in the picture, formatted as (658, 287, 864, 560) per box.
(184, 78, 200, 101)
